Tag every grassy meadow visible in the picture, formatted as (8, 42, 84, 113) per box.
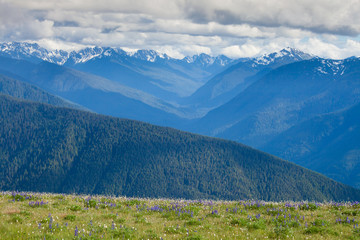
(0, 191, 359, 239)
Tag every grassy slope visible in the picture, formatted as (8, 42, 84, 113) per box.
(1, 94, 360, 202)
(1, 191, 359, 239)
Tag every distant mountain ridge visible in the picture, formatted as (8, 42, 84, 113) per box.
(0, 42, 233, 67)
(185, 47, 313, 111)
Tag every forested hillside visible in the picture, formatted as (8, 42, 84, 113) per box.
(1, 94, 359, 201)
(262, 102, 360, 188)
(0, 74, 82, 109)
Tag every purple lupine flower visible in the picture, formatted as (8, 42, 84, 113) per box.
(74, 226, 78, 237)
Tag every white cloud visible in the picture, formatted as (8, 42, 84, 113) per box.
(0, 2, 54, 40)
(1, 0, 360, 59)
(221, 45, 261, 58)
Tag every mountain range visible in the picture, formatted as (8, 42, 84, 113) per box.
(192, 57, 360, 188)
(1, 94, 359, 201)
(1, 41, 360, 190)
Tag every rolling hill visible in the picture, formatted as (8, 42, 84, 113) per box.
(1, 94, 359, 201)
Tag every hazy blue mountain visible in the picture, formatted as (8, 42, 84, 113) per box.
(194, 57, 360, 147)
(0, 74, 84, 109)
(1, 94, 360, 201)
(0, 56, 185, 126)
(65, 48, 234, 100)
(0, 42, 234, 100)
(262, 102, 360, 188)
(189, 56, 360, 188)
(185, 48, 313, 112)
(0, 42, 238, 122)
(0, 42, 314, 120)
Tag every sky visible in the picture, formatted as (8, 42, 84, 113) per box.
(1, 0, 360, 59)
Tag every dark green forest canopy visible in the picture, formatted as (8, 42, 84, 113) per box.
(1, 94, 359, 201)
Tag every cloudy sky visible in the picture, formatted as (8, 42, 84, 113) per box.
(1, 0, 360, 59)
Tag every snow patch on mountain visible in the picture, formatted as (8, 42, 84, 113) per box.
(315, 59, 347, 76)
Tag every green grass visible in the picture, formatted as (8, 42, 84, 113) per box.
(0, 192, 359, 239)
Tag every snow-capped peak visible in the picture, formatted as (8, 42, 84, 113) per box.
(132, 49, 170, 62)
(184, 53, 213, 65)
(183, 53, 232, 67)
(68, 47, 105, 64)
(254, 48, 313, 65)
(0, 42, 49, 60)
(0, 42, 72, 65)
